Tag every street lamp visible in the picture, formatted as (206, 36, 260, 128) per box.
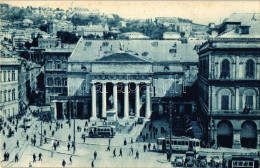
(40, 106, 43, 146)
(73, 98, 76, 154)
(168, 101, 174, 162)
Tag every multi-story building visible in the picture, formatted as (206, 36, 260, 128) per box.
(38, 37, 61, 49)
(47, 20, 74, 35)
(0, 55, 20, 117)
(119, 32, 150, 40)
(197, 13, 260, 149)
(48, 38, 203, 121)
(43, 48, 73, 104)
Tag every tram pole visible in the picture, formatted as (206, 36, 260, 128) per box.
(73, 98, 76, 154)
(169, 101, 174, 162)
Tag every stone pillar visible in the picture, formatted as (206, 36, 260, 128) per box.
(91, 83, 97, 120)
(124, 82, 129, 120)
(113, 82, 118, 116)
(145, 83, 151, 119)
(235, 56, 239, 79)
(102, 82, 107, 118)
(235, 87, 239, 110)
(233, 130, 241, 149)
(135, 83, 140, 118)
(51, 101, 57, 120)
(62, 102, 67, 119)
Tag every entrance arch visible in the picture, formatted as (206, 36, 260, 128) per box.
(241, 121, 257, 149)
(217, 120, 233, 148)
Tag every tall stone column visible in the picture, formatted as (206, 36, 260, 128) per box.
(62, 102, 67, 119)
(124, 82, 129, 120)
(135, 83, 140, 118)
(91, 83, 97, 120)
(113, 82, 118, 116)
(145, 83, 151, 119)
(102, 82, 107, 118)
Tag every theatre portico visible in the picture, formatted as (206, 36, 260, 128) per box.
(49, 39, 202, 121)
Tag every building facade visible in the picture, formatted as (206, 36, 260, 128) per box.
(0, 56, 20, 117)
(49, 39, 203, 121)
(198, 13, 260, 149)
(43, 48, 73, 104)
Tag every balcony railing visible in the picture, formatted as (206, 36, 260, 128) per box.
(212, 110, 260, 115)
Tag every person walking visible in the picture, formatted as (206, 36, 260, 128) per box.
(119, 148, 123, 157)
(94, 151, 97, 160)
(62, 159, 66, 167)
(4, 152, 7, 161)
(113, 148, 116, 157)
(108, 138, 111, 146)
(33, 153, 36, 162)
(130, 146, 134, 156)
(67, 143, 70, 151)
(38, 153, 42, 161)
(49, 125, 51, 130)
(135, 151, 139, 159)
(44, 129, 46, 136)
(69, 155, 72, 165)
(124, 138, 127, 146)
(6, 152, 9, 161)
(26, 135, 29, 141)
(15, 153, 19, 162)
(148, 143, 151, 150)
(68, 134, 71, 141)
(3, 142, 6, 150)
(91, 159, 94, 168)
(106, 145, 110, 151)
(16, 140, 19, 148)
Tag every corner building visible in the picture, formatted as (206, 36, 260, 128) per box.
(198, 13, 260, 149)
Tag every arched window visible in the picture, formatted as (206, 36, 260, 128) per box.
(245, 60, 254, 78)
(47, 78, 53, 86)
(220, 59, 230, 78)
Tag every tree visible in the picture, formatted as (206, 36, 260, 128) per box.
(57, 31, 79, 44)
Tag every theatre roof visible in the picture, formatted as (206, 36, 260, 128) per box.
(69, 39, 204, 63)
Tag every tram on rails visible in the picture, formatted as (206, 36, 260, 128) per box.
(88, 125, 116, 138)
(157, 136, 200, 152)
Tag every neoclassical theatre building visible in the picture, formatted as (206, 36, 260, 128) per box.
(198, 13, 260, 149)
(48, 39, 203, 121)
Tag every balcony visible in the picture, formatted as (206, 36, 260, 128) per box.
(212, 110, 260, 116)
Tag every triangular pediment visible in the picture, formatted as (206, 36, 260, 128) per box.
(95, 52, 150, 63)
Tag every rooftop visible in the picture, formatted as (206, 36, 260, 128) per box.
(69, 38, 204, 63)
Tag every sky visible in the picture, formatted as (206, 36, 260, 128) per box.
(3, 1, 260, 25)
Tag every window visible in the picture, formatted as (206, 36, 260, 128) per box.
(164, 66, 170, 71)
(221, 95, 229, 110)
(245, 60, 254, 78)
(12, 71, 15, 81)
(56, 61, 61, 69)
(241, 26, 250, 34)
(47, 78, 53, 86)
(8, 71, 11, 81)
(62, 78, 67, 86)
(12, 89, 15, 100)
(8, 90, 11, 101)
(220, 59, 230, 78)
(4, 71, 6, 82)
(245, 96, 253, 108)
(0, 71, 2, 81)
(55, 78, 61, 86)
(4, 91, 7, 102)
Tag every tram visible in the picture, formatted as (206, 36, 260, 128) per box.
(88, 125, 116, 138)
(157, 135, 200, 152)
(225, 156, 259, 168)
